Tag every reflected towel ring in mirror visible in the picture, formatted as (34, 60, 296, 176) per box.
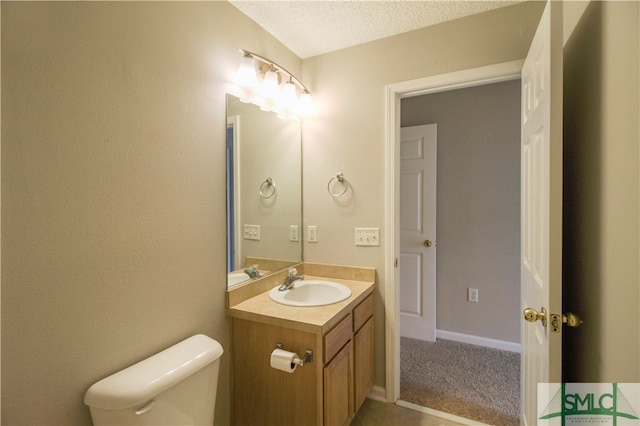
(327, 173, 349, 197)
(260, 177, 276, 198)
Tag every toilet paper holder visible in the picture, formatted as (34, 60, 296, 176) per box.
(274, 343, 313, 366)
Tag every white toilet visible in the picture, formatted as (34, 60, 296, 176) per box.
(84, 334, 223, 425)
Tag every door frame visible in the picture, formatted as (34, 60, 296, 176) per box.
(384, 60, 524, 402)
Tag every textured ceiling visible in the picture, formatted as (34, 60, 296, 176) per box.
(229, 1, 522, 58)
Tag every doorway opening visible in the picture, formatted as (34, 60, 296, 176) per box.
(398, 80, 522, 425)
(384, 60, 525, 421)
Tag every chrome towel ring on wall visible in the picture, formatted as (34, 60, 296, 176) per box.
(260, 177, 276, 198)
(327, 172, 349, 197)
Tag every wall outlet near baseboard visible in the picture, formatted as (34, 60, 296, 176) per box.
(467, 288, 479, 303)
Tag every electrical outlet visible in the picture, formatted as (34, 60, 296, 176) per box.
(308, 225, 317, 243)
(355, 227, 380, 246)
(468, 288, 479, 303)
(243, 224, 260, 241)
(289, 225, 299, 242)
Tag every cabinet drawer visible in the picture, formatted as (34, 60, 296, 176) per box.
(324, 313, 352, 363)
(353, 294, 374, 332)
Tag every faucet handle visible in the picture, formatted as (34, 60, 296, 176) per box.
(288, 268, 298, 277)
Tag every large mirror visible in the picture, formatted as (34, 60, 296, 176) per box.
(226, 94, 302, 288)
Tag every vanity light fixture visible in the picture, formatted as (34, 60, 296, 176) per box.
(234, 49, 313, 119)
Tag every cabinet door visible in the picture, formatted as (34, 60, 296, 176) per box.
(354, 317, 374, 411)
(323, 340, 353, 426)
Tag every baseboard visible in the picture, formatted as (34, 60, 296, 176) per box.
(366, 385, 388, 402)
(436, 329, 520, 353)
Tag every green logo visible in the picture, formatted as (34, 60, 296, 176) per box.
(539, 383, 639, 425)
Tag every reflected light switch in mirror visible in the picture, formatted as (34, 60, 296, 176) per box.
(290, 225, 299, 242)
(243, 224, 260, 241)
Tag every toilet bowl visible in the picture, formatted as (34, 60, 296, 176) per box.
(84, 334, 223, 425)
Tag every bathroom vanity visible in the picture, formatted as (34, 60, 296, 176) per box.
(226, 263, 375, 426)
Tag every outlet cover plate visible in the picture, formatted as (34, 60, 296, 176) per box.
(308, 225, 318, 243)
(468, 288, 479, 303)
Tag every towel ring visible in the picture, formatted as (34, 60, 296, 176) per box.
(327, 173, 348, 197)
(260, 178, 276, 199)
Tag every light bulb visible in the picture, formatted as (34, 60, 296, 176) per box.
(281, 79, 298, 108)
(299, 91, 313, 115)
(262, 67, 280, 98)
(236, 54, 257, 87)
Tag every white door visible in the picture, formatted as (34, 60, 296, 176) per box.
(400, 124, 437, 341)
(520, 1, 563, 424)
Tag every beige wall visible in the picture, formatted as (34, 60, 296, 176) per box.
(401, 80, 521, 344)
(1, 2, 301, 424)
(301, 1, 545, 387)
(563, 0, 640, 382)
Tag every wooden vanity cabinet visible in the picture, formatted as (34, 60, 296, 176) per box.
(231, 292, 374, 426)
(323, 293, 374, 425)
(323, 340, 353, 426)
(353, 295, 374, 411)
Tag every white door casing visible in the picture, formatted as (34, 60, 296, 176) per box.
(520, 1, 563, 425)
(400, 124, 437, 341)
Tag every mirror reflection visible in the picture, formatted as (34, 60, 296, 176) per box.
(226, 94, 302, 288)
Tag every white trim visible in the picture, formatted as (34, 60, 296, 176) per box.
(396, 400, 493, 426)
(436, 330, 521, 353)
(384, 60, 524, 403)
(384, 83, 401, 402)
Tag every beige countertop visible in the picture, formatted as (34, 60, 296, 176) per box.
(227, 274, 375, 335)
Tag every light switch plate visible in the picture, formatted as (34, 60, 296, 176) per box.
(290, 225, 299, 242)
(243, 224, 260, 241)
(355, 227, 380, 246)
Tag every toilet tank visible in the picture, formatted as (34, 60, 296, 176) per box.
(84, 334, 223, 426)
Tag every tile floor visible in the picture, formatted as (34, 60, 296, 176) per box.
(352, 398, 467, 426)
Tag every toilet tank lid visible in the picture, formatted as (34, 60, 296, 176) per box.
(84, 334, 223, 410)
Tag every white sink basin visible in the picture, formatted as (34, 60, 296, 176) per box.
(268, 280, 352, 307)
(228, 272, 250, 288)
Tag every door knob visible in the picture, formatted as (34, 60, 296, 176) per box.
(424, 240, 433, 247)
(523, 307, 547, 327)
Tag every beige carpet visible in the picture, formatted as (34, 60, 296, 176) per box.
(400, 337, 520, 426)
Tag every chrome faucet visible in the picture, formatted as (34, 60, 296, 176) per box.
(244, 264, 261, 280)
(278, 268, 304, 291)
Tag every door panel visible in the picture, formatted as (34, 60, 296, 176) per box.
(400, 124, 437, 341)
(521, 1, 563, 424)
